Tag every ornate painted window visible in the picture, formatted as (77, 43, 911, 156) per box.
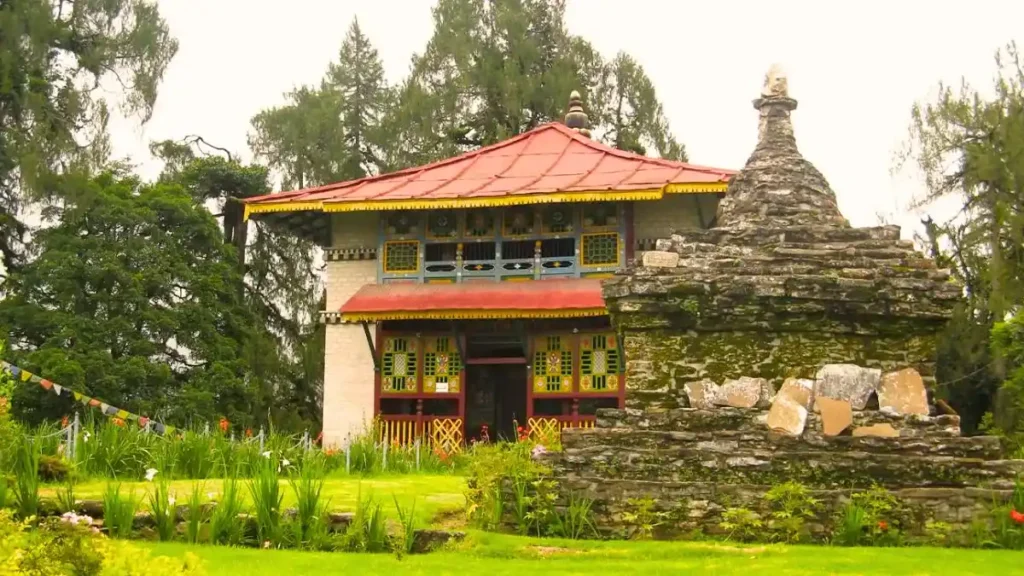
(384, 213, 421, 236)
(383, 241, 419, 273)
(502, 206, 536, 238)
(533, 335, 573, 394)
(423, 336, 461, 394)
(581, 203, 619, 230)
(580, 333, 621, 392)
(464, 209, 496, 239)
(382, 337, 418, 393)
(427, 210, 458, 240)
(541, 204, 573, 235)
(580, 232, 619, 267)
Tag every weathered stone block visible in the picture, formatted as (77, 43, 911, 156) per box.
(641, 250, 680, 268)
(714, 376, 772, 408)
(815, 396, 852, 436)
(878, 368, 929, 416)
(815, 364, 881, 409)
(684, 380, 719, 409)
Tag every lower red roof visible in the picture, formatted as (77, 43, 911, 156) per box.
(337, 279, 607, 322)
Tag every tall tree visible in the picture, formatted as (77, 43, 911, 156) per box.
(250, 18, 392, 188)
(152, 142, 325, 429)
(0, 171, 262, 427)
(0, 0, 177, 275)
(902, 43, 1024, 434)
(326, 18, 392, 177)
(387, 0, 684, 168)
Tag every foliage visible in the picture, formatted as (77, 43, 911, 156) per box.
(463, 441, 545, 530)
(719, 507, 763, 543)
(37, 454, 68, 483)
(552, 491, 598, 540)
(289, 458, 329, 549)
(623, 497, 666, 540)
(0, 510, 205, 575)
(342, 489, 390, 553)
(762, 481, 821, 543)
(992, 310, 1024, 451)
(831, 486, 906, 546)
(208, 476, 245, 546)
(902, 42, 1024, 434)
(0, 0, 177, 274)
(147, 479, 177, 542)
(247, 455, 284, 546)
(13, 438, 41, 518)
(392, 495, 418, 558)
(0, 172, 262, 427)
(102, 483, 138, 539)
(389, 0, 685, 168)
(184, 483, 207, 545)
(55, 480, 76, 515)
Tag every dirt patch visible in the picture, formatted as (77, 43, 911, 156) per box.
(430, 507, 468, 530)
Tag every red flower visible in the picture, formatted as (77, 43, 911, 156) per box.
(245, 428, 253, 438)
(61, 415, 69, 428)
(218, 417, 229, 433)
(111, 417, 125, 427)
(516, 426, 524, 433)
(877, 520, 889, 531)
(1011, 509, 1024, 525)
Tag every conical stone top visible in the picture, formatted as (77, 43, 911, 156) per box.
(564, 90, 591, 138)
(716, 65, 849, 229)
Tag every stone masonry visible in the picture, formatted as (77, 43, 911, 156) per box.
(543, 66, 1024, 539)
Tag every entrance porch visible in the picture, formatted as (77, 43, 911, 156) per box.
(373, 318, 622, 449)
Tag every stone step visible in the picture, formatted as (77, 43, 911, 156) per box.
(561, 427, 1002, 459)
(554, 445, 1024, 488)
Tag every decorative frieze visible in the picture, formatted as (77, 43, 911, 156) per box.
(325, 247, 377, 261)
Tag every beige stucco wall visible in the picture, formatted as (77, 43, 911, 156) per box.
(322, 212, 379, 448)
(633, 194, 721, 244)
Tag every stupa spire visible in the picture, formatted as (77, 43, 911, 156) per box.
(564, 90, 591, 138)
(716, 65, 849, 229)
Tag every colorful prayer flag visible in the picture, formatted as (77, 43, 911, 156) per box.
(39, 379, 53, 390)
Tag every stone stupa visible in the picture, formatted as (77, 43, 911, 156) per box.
(603, 65, 962, 411)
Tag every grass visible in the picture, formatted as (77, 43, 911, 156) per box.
(144, 531, 1024, 575)
(41, 474, 465, 526)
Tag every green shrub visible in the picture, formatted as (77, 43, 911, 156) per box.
(184, 482, 208, 544)
(392, 495, 417, 558)
(148, 478, 177, 542)
(625, 496, 667, 540)
(38, 453, 69, 482)
(834, 502, 869, 546)
(343, 489, 389, 552)
(553, 491, 598, 540)
(0, 509, 206, 575)
(720, 507, 763, 542)
(290, 457, 329, 549)
(464, 441, 545, 530)
(209, 476, 246, 546)
(13, 439, 41, 518)
(763, 481, 821, 543)
(248, 454, 283, 546)
(102, 483, 138, 539)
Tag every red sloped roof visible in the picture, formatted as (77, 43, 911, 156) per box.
(336, 278, 607, 322)
(244, 122, 735, 216)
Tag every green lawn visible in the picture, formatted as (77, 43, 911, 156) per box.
(145, 531, 1024, 575)
(42, 474, 465, 525)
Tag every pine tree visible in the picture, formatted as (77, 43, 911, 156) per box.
(0, 0, 177, 275)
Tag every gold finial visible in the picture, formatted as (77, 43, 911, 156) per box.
(564, 90, 591, 137)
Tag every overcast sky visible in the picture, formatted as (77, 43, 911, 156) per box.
(107, 0, 1024, 235)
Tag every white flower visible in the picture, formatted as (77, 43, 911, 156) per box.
(281, 458, 290, 467)
(83, 432, 91, 443)
(207, 492, 215, 500)
(144, 468, 158, 482)
(168, 496, 176, 506)
(261, 451, 271, 458)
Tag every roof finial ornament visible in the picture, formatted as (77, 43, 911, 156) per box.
(754, 63, 798, 151)
(564, 90, 591, 138)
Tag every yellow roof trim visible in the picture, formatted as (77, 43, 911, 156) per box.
(243, 183, 729, 221)
(664, 182, 729, 194)
(339, 307, 608, 323)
